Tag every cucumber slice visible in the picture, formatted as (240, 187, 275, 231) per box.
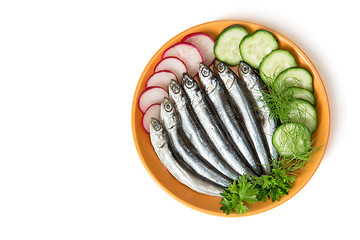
(259, 49, 298, 86)
(282, 99, 318, 134)
(274, 67, 314, 92)
(214, 25, 248, 66)
(239, 30, 278, 69)
(272, 122, 312, 158)
(283, 87, 316, 105)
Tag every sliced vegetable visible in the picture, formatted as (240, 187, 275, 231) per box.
(214, 24, 248, 66)
(162, 42, 203, 77)
(138, 86, 168, 113)
(146, 70, 177, 91)
(259, 49, 298, 86)
(182, 33, 215, 66)
(272, 122, 312, 158)
(273, 67, 314, 92)
(239, 30, 278, 69)
(142, 104, 161, 133)
(282, 99, 318, 134)
(283, 87, 316, 105)
(154, 57, 188, 82)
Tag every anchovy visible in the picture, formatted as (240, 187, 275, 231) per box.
(213, 60, 271, 174)
(238, 61, 279, 162)
(198, 63, 262, 175)
(160, 97, 232, 187)
(149, 118, 223, 196)
(182, 73, 256, 177)
(168, 79, 239, 180)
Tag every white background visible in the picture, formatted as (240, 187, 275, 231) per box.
(0, 0, 358, 239)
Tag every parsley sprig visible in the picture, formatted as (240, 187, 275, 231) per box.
(220, 164, 296, 215)
(220, 175, 259, 215)
(254, 167, 295, 202)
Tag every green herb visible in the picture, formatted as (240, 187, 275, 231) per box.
(219, 145, 320, 215)
(254, 166, 295, 202)
(220, 165, 294, 215)
(220, 175, 259, 215)
(276, 141, 321, 175)
(259, 78, 315, 126)
(257, 83, 294, 124)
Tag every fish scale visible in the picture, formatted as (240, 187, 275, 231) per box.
(182, 73, 256, 177)
(213, 59, 271, 175)
(198, 63, 263, 176)
(168, 79, 240, 180)
(149, 118, 223, 197)
(160, 97, 232, 187)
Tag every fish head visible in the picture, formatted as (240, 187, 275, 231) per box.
(160, 97, 178, 130)
(198, 63, 218, 94)
(169, 79, 187, 110)
(149, 118, 166, 148)
(238, 61, 257, 90)
(182, 73, 204, 106)
(213, 59, 235, 90)
(213, 59, 227, 75)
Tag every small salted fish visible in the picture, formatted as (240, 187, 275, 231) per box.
(213, 60, 271, 174)
(149, 118, 223, 196)
(168, 79, 239, 180)
(160, 97, 232, 187)
(238, 61, 279, 162)
(182, 73, 256, 177)
(198, 63, 262, 176)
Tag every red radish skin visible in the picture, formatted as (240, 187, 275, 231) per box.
(146, 70, 177, 91)
(182, 33, 215, 66)
(142, 104, 161, 133)
(162, 42, 203, 77)
(154, 57, 187, 82)
(138, 86, 168, 113)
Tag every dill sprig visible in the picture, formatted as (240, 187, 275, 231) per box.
(276, 140, 321, 176)
(258, 80, 296, 124)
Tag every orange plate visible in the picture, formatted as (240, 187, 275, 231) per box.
(131, 20, 330, 217)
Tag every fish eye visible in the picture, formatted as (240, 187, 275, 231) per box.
(217, 63, 225, 73)
(164, 102, 173, 112)
(185, 78, 194, 88)
(154, 122, 161, 131)
(151, 118, 161, 131)
(202, 67, 210, 77)
(242, 65, 250, 74)
(171, 84, 180, 94)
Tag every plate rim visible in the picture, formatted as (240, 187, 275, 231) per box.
(131, 20, 331, 217)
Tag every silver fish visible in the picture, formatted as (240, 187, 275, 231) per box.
(213, 60, 271, 174)
(160, 97, 232, 187)
(238, 61, 279, 162)
(168, 79, 239, 180)
(150, 118, 223, 196)
(182, 73, 256, 177)
(198, 63, 262, 176)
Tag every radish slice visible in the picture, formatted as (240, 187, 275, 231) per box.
(142, 104, 161, 133)
(154, 57, 187, 82)
(162, 43, 203, 77)
(138, 86, 168, 113)
(146, 70, 177, 91)
(182, 33, 215, 66)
